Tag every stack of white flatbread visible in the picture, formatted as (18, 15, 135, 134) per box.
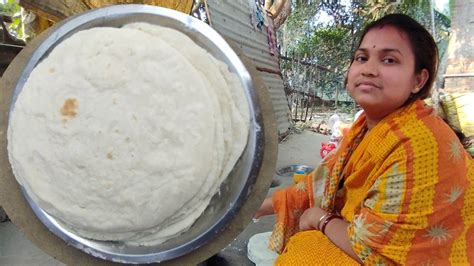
(7, 23, 250, 245)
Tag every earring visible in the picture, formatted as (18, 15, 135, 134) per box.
(413, 87, 420, 94)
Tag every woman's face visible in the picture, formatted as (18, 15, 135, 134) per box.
(347, 26, 428, 121)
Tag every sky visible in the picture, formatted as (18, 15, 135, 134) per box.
(435, 0, 450, 13)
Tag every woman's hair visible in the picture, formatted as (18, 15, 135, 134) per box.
(349, 14, 439, 104)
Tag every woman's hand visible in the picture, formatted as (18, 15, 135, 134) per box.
(254, 197, 274, 219)
(299, 207, 327, 231)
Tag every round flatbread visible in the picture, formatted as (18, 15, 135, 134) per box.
(7, 23, 249, 245)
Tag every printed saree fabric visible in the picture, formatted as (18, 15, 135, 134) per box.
(270, 100, 474, 265)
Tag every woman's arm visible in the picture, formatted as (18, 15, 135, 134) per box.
(324, 217, 362, 264)
(254, 172, 312, 219)
(299, 207, 362, 264)
(254, 197, 274, 218)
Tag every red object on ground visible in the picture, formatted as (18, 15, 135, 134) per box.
(320, 142, 337, 159)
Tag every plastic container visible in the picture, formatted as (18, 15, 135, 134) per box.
(293, 169, 306, 184)
(320, 142, 337, 159)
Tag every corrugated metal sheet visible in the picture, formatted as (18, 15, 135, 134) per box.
(207, 0, 291, 135)
(261, 73, 291, 131)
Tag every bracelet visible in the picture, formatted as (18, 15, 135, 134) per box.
(320, 213, 342, 235)
(316, 212, 331, 231)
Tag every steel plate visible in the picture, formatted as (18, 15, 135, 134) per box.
(7, 5, 264, 264)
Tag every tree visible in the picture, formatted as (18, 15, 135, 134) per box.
(278, 0, 451, 122)
(1, 0, 27, 41)
(279, 0, 359, 121)
(0, 0, 20, 15)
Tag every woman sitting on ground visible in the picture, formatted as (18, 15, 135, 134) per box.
(255, 13, 474, 265)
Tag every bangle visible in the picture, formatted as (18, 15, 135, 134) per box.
(316, 212, 331, 231)
(320, 213, 342, 235)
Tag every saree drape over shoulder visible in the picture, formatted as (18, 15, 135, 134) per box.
(270, 100, 474, 265)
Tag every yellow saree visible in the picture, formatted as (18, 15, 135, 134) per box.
(270, 100, 474, 265)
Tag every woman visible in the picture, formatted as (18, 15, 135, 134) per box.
(256, 14, 474, 265)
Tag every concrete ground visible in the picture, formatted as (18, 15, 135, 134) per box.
(0, 130, 329, 265)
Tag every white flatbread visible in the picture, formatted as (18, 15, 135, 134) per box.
(247, 231, 278, 266)
(7, 23, 250, 245)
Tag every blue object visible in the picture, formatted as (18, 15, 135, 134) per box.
(276, 165, 314, 177)
(255, 5, 265, 30)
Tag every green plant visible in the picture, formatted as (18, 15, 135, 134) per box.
(279, 0, 451, 124)
(1, 0, 25, 40)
